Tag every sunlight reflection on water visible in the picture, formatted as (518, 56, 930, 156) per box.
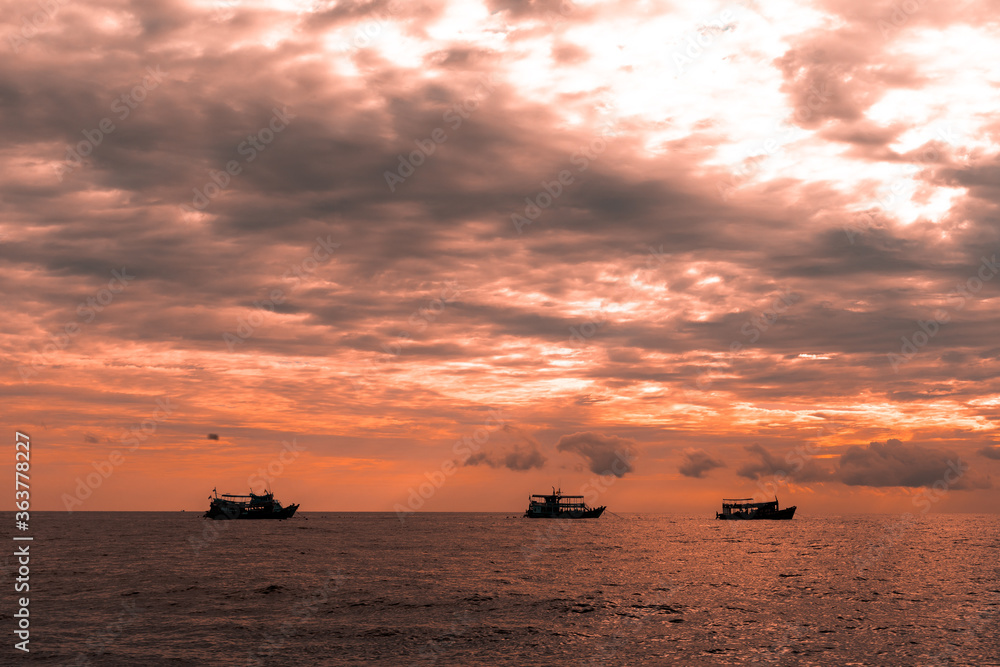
(27, 512, 1000, 665)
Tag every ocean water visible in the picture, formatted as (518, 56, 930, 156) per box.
(13, 512, 1000, 665)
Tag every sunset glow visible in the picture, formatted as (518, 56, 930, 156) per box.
(5, 0, 1000, 514)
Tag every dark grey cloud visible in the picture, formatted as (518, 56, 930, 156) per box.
(464, 442, 547, 471)
(678, 449, 725, 478)
(978, 445, 1000, 460)
(735, 439, 992, 491)
(555, 431, 636, 477)
(838, 439, 991, 490)
(503, 444, 547, 471)
(737, 443, 832, 483)
(463, 423, 547, 471)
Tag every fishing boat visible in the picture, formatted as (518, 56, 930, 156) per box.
(716, 497, 795, 520)
(203, 488, 299, 520)
(524, 487, 606, 518)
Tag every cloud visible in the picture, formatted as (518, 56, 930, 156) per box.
(837, 439, 991, 490)
(463, 443, 546, 471)
(978, 445, 1000, 460)
(463, 426, 547, 471)
(5, 0, 1000, 512)
(737, 443, 831, 482)
(735, 440, 991, 490)
(555, 431, 636, 477)
(678, 448, 725, 478)
(465, 452, 494, 467)
(736, 443, 785, 480)
(502, 424, 548, 470)
(207, 433, 219, 440)
(503, 444, 547, 471)
(465, 452, 497, 468)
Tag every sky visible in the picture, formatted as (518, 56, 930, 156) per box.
(4, 0, 1000, 513)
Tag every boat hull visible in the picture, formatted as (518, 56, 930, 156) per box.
(203, 503, 299, 520)
(524, 506, 606, 519)
(716, 506, 796, 520)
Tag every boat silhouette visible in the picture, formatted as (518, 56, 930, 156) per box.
(715, 496, 795, 520)
(524, 487, 606, 518)
(203, 488, 299, 520)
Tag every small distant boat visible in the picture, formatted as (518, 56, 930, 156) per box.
(716, 497, 795, 520)
(524, 487, 606, 519)
(203, 488, 299, 520)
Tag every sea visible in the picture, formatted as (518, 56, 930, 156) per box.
(12, 512, 1000, 665)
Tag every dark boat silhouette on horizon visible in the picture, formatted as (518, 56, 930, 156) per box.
(716, 496, 796, 520)
(203, 488, 299, 520)
(524, 487, 606, 518)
